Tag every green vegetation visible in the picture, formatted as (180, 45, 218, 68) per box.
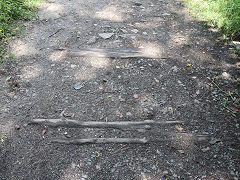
(182, 0, 240, 39)
(0, 0, 41, 39)
(182, 0, 240, 54)
(0, 0, 41, 64)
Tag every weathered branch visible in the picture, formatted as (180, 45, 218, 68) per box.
(29, 119, 183, 128)
(51, 138, 149, 144)
(67, 48, 166, 59)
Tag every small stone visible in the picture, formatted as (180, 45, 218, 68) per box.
(87, 161, 92, 166)
(152, 165, 156, 170)
(134, 2, 142, 6)
(99, 33, 114, 39)
(71, 64, 77, 68)
(96, 164, 101, 170)
(209, 138, 221, 145)
(173, 174, 177, 177)
(131, 29, 139, 33)
(65, 134, 71, 138)
(194, 99, 200, 104)
(103, 78, 108, 82)
(63, 112, 74, 118)
(82, 174, 88, 178)
(196, 90, 200, 95)
(71, 162, 76, 169)
(133, 94, 139, 99)
(142, 32, 148, 35)
(163, 170, 168, 175)
(177, 80, 183, 85)
(87, 36, 97, 44)
(171, 66, 179, 72)
(15, 125, 20, 130)
(222, 72, 231, 79)
(126, 112, 132, 116)
(201, 147, 210, 152)
(120, 29, 128, 33)
(6, 92, 15, 98)
(162, 13, 171, 16)
(42, 129, 47, 136)
(74, 82, 84, 90)
(111, 168, 116, 173)
(178, 150, 185, 154)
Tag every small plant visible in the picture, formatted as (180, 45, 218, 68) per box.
(96, 151, 102, 158)
(1, 135, 7, 143)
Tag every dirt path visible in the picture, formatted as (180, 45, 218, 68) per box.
(0, 0, 239, 179)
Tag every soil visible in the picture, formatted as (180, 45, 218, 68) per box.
(0, 0, 239, 179)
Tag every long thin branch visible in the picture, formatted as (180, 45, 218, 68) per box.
(29, 119, 183, 128)
(51, 138, 149, 144)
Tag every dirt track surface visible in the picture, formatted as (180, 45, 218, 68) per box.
(0, 0, 239, 179)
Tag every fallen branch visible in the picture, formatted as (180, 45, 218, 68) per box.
(29, 119, 183, 128)
(67, 48, 166, 59)
(51, 136, 209, 145)
(51, 138, 149, 144)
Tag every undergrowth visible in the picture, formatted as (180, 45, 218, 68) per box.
(182, 0, 240, 55)
(0, 0, 41, 64)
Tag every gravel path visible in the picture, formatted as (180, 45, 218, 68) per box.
(0, 0, 239, 179)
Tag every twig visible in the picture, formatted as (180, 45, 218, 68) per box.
(207, 77, 227, 94)
(49, 28, 63, 38)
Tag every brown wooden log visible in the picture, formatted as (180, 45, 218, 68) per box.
(29, 119, 183, 128)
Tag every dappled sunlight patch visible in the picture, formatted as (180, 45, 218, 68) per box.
(170, 33, 188, 45)
(82, 57, 111, 68)
(59, 162, 86, 180)
(40, 3, 64, 14)
(138, 42, 163, 58)
(139, 93, 159, 107)
(170, 132, 195, 151)
(11, 41, 37, 57)
(49, 50, 67, 62)
(135, 93, 159, 119)
(73, 67, 97, 81)
(139, 172, 159, 180)
(0, 120, 14, 140)
(21, 64, 43, 80)
(95, 6, 124, 22)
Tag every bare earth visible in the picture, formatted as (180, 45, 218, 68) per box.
(0, 0, 239, 179)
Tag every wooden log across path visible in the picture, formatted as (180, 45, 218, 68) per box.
(63, 48, 167, 59)
(29, 119, 184, 128)
(51, 135, 210, 145)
